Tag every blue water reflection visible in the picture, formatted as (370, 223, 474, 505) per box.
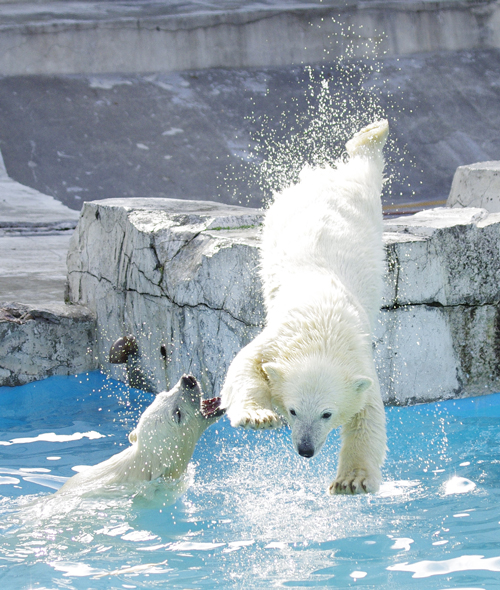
(0, 372, 499, 589)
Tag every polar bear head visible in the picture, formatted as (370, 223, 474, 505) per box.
(264, 356, 373, 459)
(128, 374, 224, 479)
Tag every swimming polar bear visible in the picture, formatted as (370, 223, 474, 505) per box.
(57, 375, 224, 495)
(221, 120, 389, 495)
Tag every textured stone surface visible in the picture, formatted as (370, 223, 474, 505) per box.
(0, 303, 96, 387)
(0, 150, 79, 304)
(0, 154, 96, 386)
(67, 198, 264, 396)
(68, 198, 500, 404)
(374, 303, 500, 404)
(447, 161, 500, 212)
(1, 0, 498, 76)
(5, 50, 500, 212)
(379, 206, 500, 402)
(383, 207, 500, 307)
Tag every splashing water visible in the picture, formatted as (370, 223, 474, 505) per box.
(224, 19, 408, 209)
(1, 372, 500, 589)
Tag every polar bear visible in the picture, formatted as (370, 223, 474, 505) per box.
(57, 375, 224, 495)
(221, 120, 389, 495)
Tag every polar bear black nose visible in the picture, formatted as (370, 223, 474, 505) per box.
(181, 374, 197, 389)
(298, 442, 315, 458)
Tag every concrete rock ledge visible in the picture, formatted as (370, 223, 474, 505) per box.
(380, 207, 500, 403)
(1, 0, 500, 75)
(448, 161, 500, 213)
(67, 198, 264, 397)
(0, 151, 97, 387)
(0, 302, 96, 387)
(67, 197, 500, 404)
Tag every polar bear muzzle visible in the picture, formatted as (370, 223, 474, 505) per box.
(297, 436, 315, 458)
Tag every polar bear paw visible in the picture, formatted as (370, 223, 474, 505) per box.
(230, 408, 282, 430)
(345, 120, 389, 157)
(328, 468, 380, 495)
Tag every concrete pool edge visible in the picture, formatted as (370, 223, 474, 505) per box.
(0, 159, 96, 387)
(64, 195, 500, 405)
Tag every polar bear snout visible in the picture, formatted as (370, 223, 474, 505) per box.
(291, 416, 330, 460)
(297, 438, 315, 458)
(181, 374, 198, 390)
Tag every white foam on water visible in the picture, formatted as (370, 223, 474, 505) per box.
(168, 541, 226, 551)
(21, 475, 68, 490)
(444, 476, 477, 496)
(350, 570, 367, 579)
(50, 560, 107, 577)
(0, 431, 106, 446)
(388, 554, 500, 578)
(0, 476, 20, 485)
(390, 537, 414, 551)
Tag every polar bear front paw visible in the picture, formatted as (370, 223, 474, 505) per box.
(328, 468, 380, 495)
(230, 408, 282, 430)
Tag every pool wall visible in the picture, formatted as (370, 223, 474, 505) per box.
(2, 0, 500, 76)
(66, 195, 500, 405)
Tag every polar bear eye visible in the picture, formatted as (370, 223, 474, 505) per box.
(321, 412, 332, 420)
(289, 409, 297, 417)
(173, 408, 182, 424)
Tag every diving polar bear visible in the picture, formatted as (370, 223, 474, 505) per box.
(221, 120, 389, 495)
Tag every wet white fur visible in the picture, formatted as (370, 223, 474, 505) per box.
(221, 120, 389, 494)
(57, 378, 212, 495)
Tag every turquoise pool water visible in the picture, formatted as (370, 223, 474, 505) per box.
(1, 371, 500, 589)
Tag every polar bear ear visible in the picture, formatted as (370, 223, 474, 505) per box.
(128, 429, 138, 444)
(262, 362, 283, 384)
(354, 377, 373, 395)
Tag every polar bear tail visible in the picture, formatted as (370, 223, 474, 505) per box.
(345, 119, 389, 158)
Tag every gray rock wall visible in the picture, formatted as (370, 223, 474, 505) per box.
(448, 161, 500, 212)
(2, 1, 500, 76)
(0, 156, 97, 387)
(67, 198, 500, 404)
(67, 198, 265, 397)
(0, 303, 96, 387)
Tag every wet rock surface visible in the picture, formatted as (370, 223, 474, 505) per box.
(68, 197, 500, 404)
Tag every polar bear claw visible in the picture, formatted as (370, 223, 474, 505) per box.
(329, 468, 381, 495)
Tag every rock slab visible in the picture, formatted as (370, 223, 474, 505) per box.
(447, 161, 500, 213)
(0, 154, 97, 386)
(0, 303, 96, 387)
(68, 198, 500, 404)
(67, 198, 264, 397)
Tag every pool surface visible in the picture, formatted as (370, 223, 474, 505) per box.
(1, 372, 500, 589)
